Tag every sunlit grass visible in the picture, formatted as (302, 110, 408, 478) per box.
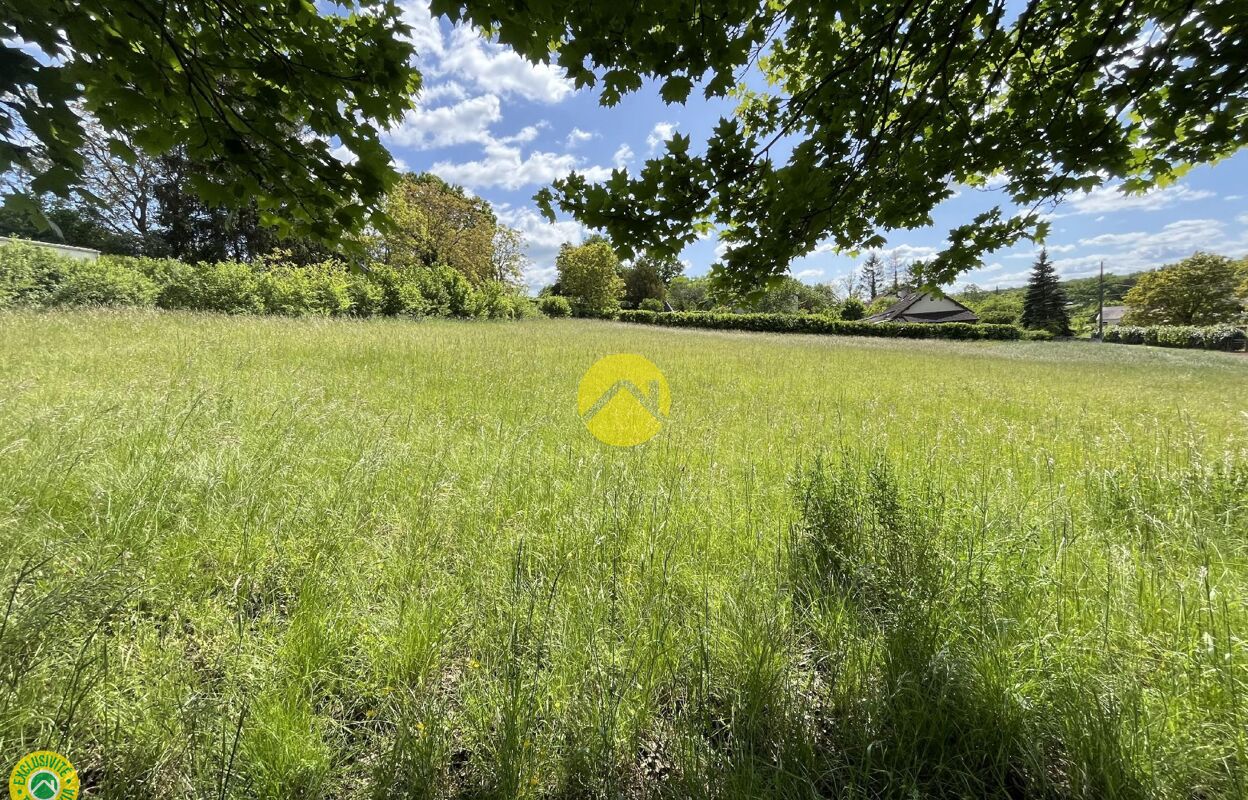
(1, 309, 1246, 798)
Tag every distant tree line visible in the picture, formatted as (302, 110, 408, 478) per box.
(951, 252, 1248, 335)
(834, 247, 1248, 337)
(540, 239, 875, 320)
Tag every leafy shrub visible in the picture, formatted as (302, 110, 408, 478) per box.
(308, 266, 352, 316)
(403, 265, 479, 318)
(120, 256, 195, 308)
(444, 270, 481, 318)
(474, 280, 538, 319)
(150, 260, 263, 314)
(1104, 325, 1143, 344)
(505, 293, 540, 319)
(474, 279, 511, 319)
(840, 296, 866, 320)
(0, 240, 71, 308)
(257, 268, 317, 315)
(1021, 329, 1054, 341)
(539, 295, 572, 318)
(54, 257, 158, 307)
(1103, 324, 1246, 351)
(980, 310, 1018, 326)
(347, 272, 385, 316)
(0, 243, 540, 325)
(639, 297, 666, 312)
(1205, 325, 1248, 351)
(615, 310, 1022, 341)
(363, 266, 421, 316)
(256, 262, 352, 316)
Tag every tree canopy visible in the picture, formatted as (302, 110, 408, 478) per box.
(1123, 252, 1245, 325)
(555, 236, 624, 316)
(430, 0, 1248, 296)
(2, 0, 419, 245)
(374, 174, 498, 282)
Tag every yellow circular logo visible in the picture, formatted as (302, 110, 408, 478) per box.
(9, 752, 78, 800)
(577, 353, 670, 447)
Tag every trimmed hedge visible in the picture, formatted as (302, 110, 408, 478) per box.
(615, 310, 1023, 340)
(0, 240, 537, 320)
(1103, 324, 1247, 351)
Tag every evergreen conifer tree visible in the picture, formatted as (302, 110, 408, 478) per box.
(1021, 249, 1071, 335)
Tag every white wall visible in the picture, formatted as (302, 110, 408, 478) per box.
(905, 294, 965, 315)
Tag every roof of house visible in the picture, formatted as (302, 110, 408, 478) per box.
(1098, 305, 1127, 321)
(863, 291, 980, 324)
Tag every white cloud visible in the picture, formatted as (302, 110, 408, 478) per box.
(330, 144, 406, 172)
(400, 3, 574, 104)
(646, 122, 677, 154)
(814, 242, 942, 262)
(385, 94, 501, 150)
(495, 205, 589, 290)
(1063, 182, 1214, 216)
(565, 128, 596, 147)
(1003, 243, 1076, 258)
(498, 123, 545, 145)
(1043, 218, 1248, 279)
(612, 144, 634, 169)
(330, 144, 357, 165)
(957, 219, 1247, 287)
(431, 142, 613, 190)
(434, 27, 573, 104)
(794, 268, 824, 281)
(879, 244, 940, 262)
(417, 81, 467, 104)
(400, 1, 445, 60)
(1076, 218, 1226, 259)
(1225, 195, 1244, 201)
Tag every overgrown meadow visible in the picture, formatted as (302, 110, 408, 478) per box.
(1, 310, 1246, 799)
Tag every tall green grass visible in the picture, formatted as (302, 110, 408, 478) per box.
(0, 310, 1245, 799)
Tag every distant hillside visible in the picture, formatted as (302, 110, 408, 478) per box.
(958, 270, 1143, 306)
(954, 270, 1147, 329)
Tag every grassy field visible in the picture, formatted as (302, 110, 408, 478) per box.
(1, 310, 1246, 799)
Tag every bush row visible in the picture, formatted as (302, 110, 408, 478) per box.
(614, 309, 1023, 340)
(1103, 324, 1247, 351)
(0, 242, 538, 319)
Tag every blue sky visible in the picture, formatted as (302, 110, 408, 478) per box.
(387, 3, 1248, 293)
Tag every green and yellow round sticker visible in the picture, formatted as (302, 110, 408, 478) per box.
(9, 752, 78, 800)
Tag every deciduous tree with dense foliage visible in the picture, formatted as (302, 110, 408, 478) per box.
(490, 226, 529, 286)
(3, 0, 418, 244)
(555, 236, 624, 316)
(1123, 253, 1245, 325)
(375, 174, 499, 284)
(667, 276, 712, 311)
(621, 257, 668, 309)
(1021, 250, 1071, 335)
